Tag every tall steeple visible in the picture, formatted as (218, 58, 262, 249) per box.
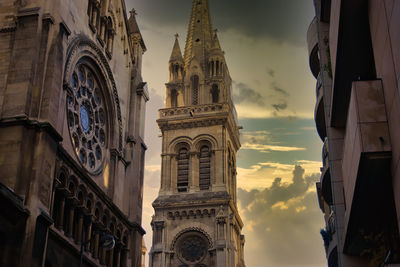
(150, 1, 245, 265)
(184, 0, 214, 69)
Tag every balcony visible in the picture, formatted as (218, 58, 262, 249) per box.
(322, 138, 329, 168)
(314, 78, 327, 140)
(307, 16, 320, 78)
(320, 166, 332, 206)
(342, 80, 399, 257)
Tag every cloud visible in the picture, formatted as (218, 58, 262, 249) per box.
(267, 69, 275, 78)
(127, 0, 315, 45)
(233, 82, 266, 107)
(242, 142, 305, 152)
(238, 165, 326, 267)
(237, 160, 322, 190)
(272, 102, 288, 111)
(271, 83, 290, 97)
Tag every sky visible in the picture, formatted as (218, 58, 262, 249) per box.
(124, 1, 327, 266)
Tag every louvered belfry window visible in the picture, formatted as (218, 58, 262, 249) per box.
(199, 146, 211, 190)
(177, 148, 189, 192)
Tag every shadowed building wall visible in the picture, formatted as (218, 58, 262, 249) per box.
(309, 0, 400, 266)
(0, 0, 148, 266)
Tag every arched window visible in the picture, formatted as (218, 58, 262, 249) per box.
(177, 148, 189, 192)
(171, 89, 178, 107)
(216, 60, 219, 75)
(191, 75, 199, 105)
(211, 84, 219, 103)
(199, 146, 211, 190)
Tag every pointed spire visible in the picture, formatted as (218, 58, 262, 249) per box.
(169, 34, 184, 62)
(184, 0, 214, 69)
(211, 29, 222, 50)
(128, 8, 140, 34)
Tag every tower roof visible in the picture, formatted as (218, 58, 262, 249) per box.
(184, 0, 214, 69)
(169, 34, 184, 62)
(128, 9, 140, 34)
(211, 30, 222, 51)
(127, 9, 146, 50)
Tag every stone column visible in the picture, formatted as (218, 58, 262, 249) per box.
(75, 209, 84, 244)
(170, 155, 177, 192)
(93, 228, 100, 259)
(85, 216, 93, 252)
(108, 247, 114, 267)
(114, 244, 122, 267)
(56, 192, 66, 231)
(100, 246, 106, 265)
(66, 198, 76, 237)
(190, 151, 199, 192)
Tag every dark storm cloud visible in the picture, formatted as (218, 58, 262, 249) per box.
(126, 0, 314, 45)
(272, 102, 287, 111)
(233, 82, 265, 107)
(238, 166, 325, 266)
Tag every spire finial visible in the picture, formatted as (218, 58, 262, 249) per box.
(175, 33, 179, 39)
(130, 8, 137, 16)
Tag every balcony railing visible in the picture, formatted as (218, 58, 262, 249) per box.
(159, 103, 226, 118)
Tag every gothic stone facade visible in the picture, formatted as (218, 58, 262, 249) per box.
(149, 1, 245, 267)
(0, 0, 148, 266)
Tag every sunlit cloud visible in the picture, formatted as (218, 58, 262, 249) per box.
(242, 142, 306, 152)
(237, 160, 322, 191)
(238, 165, 325, 267)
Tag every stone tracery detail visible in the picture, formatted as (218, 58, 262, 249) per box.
(179, 235, 207, 263)
(67, 63, 107, 173)
(64, 37, 123, 153)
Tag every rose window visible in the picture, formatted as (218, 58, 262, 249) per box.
(177, 234, 208, 263)
(67, 63, 107, 173)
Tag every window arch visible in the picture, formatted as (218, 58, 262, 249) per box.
(211, 84, 219, 103)
(199, 146, 211, 190)
(171, 89, 178, 107)
(66, 62, 108, 173)
(191, 75, 199, 105)
(177, 147, 189, 192)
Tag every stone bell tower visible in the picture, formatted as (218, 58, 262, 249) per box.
(149, 0, 245, 266)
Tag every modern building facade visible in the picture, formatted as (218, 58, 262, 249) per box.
(0, 0, 148, 266)
(309, 0, 400, 266)
(149, 0, 245, 266)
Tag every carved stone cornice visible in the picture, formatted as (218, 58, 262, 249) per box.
(158, 118, 227, 132)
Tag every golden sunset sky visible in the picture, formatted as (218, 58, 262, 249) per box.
(125, 1, 326, 266)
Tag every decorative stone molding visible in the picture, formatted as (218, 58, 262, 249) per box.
(167, 208, 216, 220)
(64, 36, 123, 153)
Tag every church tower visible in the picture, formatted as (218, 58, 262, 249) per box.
(149, 1, 245, 266)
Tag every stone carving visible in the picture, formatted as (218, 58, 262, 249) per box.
(66, 63, 107, 173)
(179, 235, 207, 263)
(64, 37, 123, 153)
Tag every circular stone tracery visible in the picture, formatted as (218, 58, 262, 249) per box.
(67, 63, 107, 173)
(177, 232, 208, 264)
